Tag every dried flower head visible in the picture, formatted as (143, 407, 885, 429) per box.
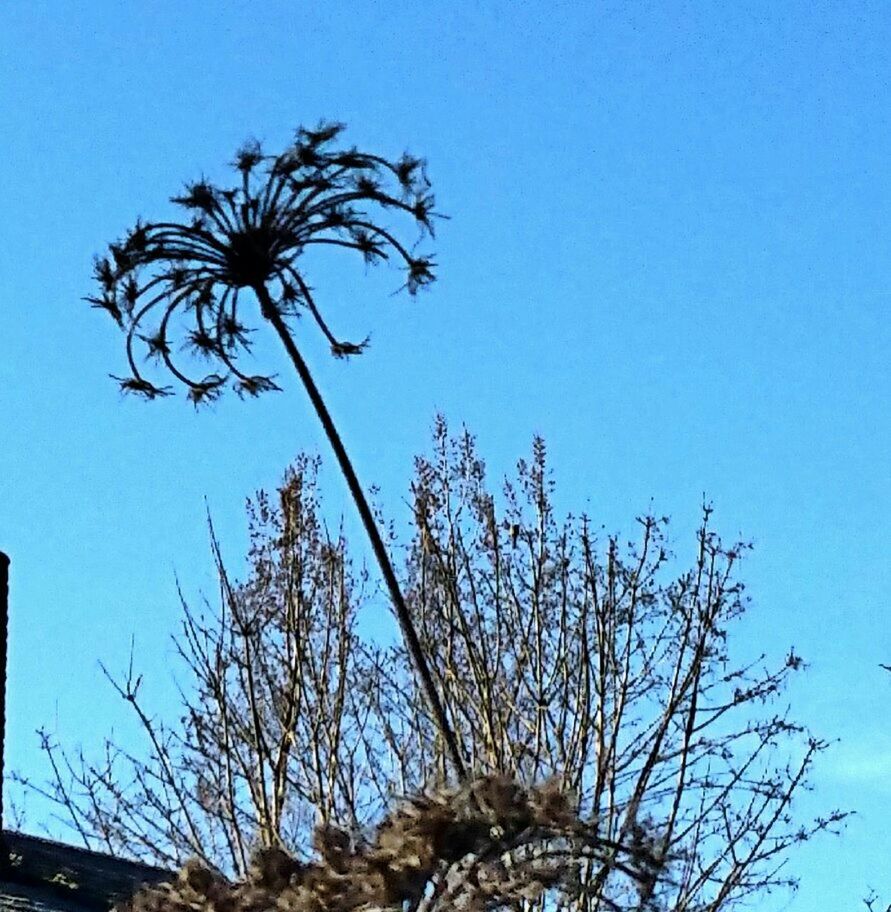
(89, 121, 439, 405)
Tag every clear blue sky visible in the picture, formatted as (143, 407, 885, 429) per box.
(1, 1, 889, 908)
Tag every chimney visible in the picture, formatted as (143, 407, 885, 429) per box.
(0, 550, 8, 836)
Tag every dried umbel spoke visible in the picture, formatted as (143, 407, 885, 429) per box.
(89, 122, 438, 404)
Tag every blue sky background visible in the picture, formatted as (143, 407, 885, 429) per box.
(1, 1, 889, 908)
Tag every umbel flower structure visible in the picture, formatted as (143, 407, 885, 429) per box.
(89, 121, 436, 402)
(90, 121, 465, 779)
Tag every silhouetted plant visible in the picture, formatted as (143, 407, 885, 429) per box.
(89, 121, 464, 779)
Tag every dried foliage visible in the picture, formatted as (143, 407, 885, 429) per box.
(20, 422, 846, 910)
(119, 775, 651, 912)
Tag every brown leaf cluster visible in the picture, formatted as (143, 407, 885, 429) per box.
(119, 775, 578, 912)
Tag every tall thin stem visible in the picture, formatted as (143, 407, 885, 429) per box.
(255, 284, 467, 781)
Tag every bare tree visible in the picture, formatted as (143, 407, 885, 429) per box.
(89, 121, 463, 778)
(19, 423, 845, 910)
(390, 419, 847, 909)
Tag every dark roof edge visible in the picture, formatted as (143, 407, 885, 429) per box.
(1, 829, 173, 911)
(2, 830, 172, 879)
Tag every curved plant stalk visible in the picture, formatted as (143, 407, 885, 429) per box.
(89, 121, 466, 780)
(256, 284, 466, 777)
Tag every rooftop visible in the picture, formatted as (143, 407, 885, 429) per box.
(1, 832, 172, 912)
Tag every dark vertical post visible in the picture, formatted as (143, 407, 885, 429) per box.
(0, 551, 8, 837)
